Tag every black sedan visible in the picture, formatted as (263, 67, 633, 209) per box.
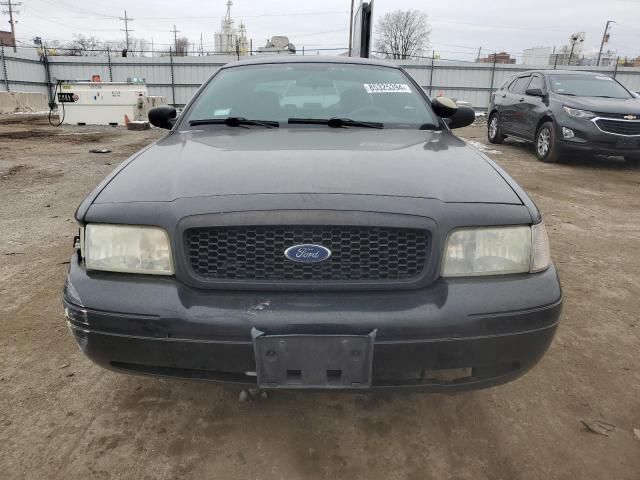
(488, 70, 640, 163)
(63, 56, 562, 391)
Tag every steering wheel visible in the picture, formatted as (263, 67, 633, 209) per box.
(347, 106, 387, 119)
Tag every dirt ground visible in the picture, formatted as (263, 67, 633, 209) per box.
(1, 116, 639, 480)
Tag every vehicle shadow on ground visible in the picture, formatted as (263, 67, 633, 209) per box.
(502, 138, 639, 171)
(104, 374, 499, 471)
(104, 374, 514, 478)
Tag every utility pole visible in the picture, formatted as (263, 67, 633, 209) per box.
(477, 46, 482, 61)
(200, 33, 203, 56)
(567, 33, 584, 66)
(597, 20, 614, 67)
(171, 25, 180, 53)
(119, 10, 134, 51)
(0, 0, 22, 53)
(348, 0, 354, 56)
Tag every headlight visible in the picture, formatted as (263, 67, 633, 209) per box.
(563, 106, 595, 119)
(442, 224, 551, 277)
(84, 224, 173, 275)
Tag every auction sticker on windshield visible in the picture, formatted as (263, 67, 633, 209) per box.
(363, 83, 412, 93)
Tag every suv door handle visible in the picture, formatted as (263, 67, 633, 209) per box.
(519, 97, 525, 102)
(501, 94, 507, 98)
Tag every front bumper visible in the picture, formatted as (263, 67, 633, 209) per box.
(63, 257, 562, 391)
(556, 114, 640, 157)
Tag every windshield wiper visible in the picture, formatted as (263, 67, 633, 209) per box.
(189, 117, 279, 128)
(288, 117, 384, 129)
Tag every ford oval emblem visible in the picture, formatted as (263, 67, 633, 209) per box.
(284, 244, 332, 263)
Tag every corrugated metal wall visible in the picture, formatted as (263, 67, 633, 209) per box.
(398, 60, 640, 109)
(2, 48, 640, 110)
(0, 47, 49, 96)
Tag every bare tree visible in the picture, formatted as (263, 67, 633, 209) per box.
(46, 35, 152, 56)
(103, 37, 150, 56)
(375, 9, 430, 59)
(173, 37, 190, 56)
(61, 34, 104, 56)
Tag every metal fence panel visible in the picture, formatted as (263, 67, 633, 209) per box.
(2, 50, 640, 110)
(2, 48, 46, 93)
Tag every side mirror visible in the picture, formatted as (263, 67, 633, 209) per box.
(149, 105, 177, 129)
(525, 88, 545, 97)
(431, 96, 458, 118)
(446, 105, 476, 129)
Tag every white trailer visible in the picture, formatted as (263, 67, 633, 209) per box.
(57, 81, 165, 126)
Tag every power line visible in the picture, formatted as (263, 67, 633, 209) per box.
(34, 0, 116, 19)
(25, 10, 121, 32)
(27, 1, 348, 21)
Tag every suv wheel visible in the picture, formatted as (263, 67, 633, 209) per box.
(535, 122, 560, 162)
(488, 113, 504, 144)
(625, 156, 640, 166)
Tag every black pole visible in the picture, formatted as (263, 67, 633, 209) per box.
(348, 0, 355, 57)
(428, 50, 435, 95)
(169, 47, 176, 106)
(613, 56, 619, 78)
(107, 47, 113, 82)
(42, 45, 54, 108)
(597, 20, 613, 67)
(1, 43, 9, 92)
(488, 54, 497, 110)
(568, 43, 575, 66)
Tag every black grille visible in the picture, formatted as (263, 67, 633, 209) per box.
(593, 112, 640, 120)
(185, 225, 429, 282)
(595, 119, 640, 135)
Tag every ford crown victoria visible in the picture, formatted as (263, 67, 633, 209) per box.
(63, 57, 562, 391)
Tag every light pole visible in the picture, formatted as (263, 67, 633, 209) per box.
(348, 0, 355, 57)
(597, 20, 614, 67)
(568, 34, 583, 66)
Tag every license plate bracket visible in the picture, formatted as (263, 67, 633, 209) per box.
(252, 328, 376, 389)
(616, 137, 638, 150)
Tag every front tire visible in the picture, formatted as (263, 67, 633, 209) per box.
(488, 113, 504, 144)
(625, 156, 640, 166)
(535, 122, 560, 163)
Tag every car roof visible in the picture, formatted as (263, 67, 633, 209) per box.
(515, 69, 608, 77)
(220, 55, 400, 69)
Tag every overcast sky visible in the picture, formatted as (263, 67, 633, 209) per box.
(5, 0, 640, 61)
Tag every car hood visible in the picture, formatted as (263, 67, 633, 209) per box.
(561, 95, 640, 114)
(93, 128, 521, 205)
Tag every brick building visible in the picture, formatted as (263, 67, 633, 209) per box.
(476, 52, 516, 64)
(0, 30, 15, 47)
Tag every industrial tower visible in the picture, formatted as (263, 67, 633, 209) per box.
(214, 1, 249, 55)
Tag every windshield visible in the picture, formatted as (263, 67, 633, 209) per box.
(549, 74, 632, 99)
(184, 63, 440, 129)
